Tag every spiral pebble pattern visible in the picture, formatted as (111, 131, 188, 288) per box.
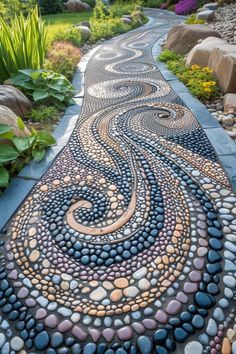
(1, 9, 236, 354)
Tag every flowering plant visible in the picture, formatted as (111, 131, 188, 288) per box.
(175, 0, 197, 15)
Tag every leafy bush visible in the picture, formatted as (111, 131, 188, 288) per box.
(26, 106, 59, 123)
(185, 14, 205, 24)
(158, 49, 182, 62)
(45, 41, 82, 80)
(53, 27, 85, 47)
(158, 50, 219, 101)
(0, 118, 55, 188)
(40, 0, 63, 14)
(143, 0, 165, 8)
(110, 0, 139, 17)
(10, 69, 75, 109)
(0, 0, 37, 20)
(0, 6, 47, 83)
(92, 0, 110, 20)
(90, 17, 130, 42)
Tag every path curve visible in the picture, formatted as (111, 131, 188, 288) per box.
(1, 9, 236, 354)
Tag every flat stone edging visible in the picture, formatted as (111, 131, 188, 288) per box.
(152, 35, 236, 192)
(0, 45, 101, 232)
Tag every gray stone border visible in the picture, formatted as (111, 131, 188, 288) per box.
(152, 35, 236, 192)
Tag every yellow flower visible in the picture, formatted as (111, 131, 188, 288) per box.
(204, 88, 212, 93)
(191, 64, 200, 71)
(208, 81, 216, 86)
(202, 82, 210, 87)
(203, 67, 213, 73)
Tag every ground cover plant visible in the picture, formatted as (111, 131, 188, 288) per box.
(0, 118, 55, 189)
(158, 50, 219, 101)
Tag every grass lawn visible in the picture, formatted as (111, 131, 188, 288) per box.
(43, 11, 92, 44)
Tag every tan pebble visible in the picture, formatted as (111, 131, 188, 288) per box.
(42, 259, 50, 268)
(110, 197, 117, 202)
(61, 281, 69, 290)
(103, 281, 114, 290)
(87, 175, 93, 181)
(117, 194, 124, 200)
(90, 280, 98, 287)
(28, 228, 37, 237)
(99, 178, 106, 184)
(114, 278, 128, 289)
(29, 239, 37, 248)
(166, 245, 175, 254)
(162, 256, 169, 265)
(40, 185, 48, 192)
(110, 289, 123, 302)
(107, 191, 113, 197)
(81, 287, 90, 294)
(111, 202, 118, 209)
(53, 180, 60, 186)
(222, 337, 231, 354)
(108, 184, 116, 191)
(226, 328, 235, 341)
(64, 176, 70, 183)
(123, 305, 131, 312)
(29, 250, 40, 262)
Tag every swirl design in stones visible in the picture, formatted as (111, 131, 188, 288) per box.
(1, 13, 236, 354)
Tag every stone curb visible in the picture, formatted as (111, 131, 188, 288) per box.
(152, 34, 236, 192)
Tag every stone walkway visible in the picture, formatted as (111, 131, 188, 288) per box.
(1, 9, 236, 354)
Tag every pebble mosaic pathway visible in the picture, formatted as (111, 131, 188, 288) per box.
(1, 9, 236, 354)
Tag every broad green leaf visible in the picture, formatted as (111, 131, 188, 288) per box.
(32, 148, 46, 161)
(0, 131, 14, 140)
(17, 117, 25, 131)
(0, 145, 19, 163)
(51, 93, 64, 101)
(36, 131, 56, 146)
(12, 136, 34, 152)
(0, 165, 9, 187)
(0, 124, 11, 135)
(30, 70, 42, 80)
(33, 90, 49, 101)
(19, 69, 35, 76)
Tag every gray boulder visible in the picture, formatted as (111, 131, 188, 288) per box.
(0, 85, 31, 118)
(196, 10, 215, 22)
(0, 105, 30, 137)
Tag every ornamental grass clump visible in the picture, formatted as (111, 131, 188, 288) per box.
(0, 6, 47, 83)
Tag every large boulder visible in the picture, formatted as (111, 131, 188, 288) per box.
(121, 17, 132, 25)
(203, 2, 218, 10)
(209, 45, 236, 93)
(186, 37, 226, 67)
(75, 25, 91, 39)
(223, 94, 236, 114)
(196, 9, 215, 22)
(0, 85, 31, 118)
(165, 24, 221, 54)
(66, 0, 91, 12)
(0, 105, 30, 137)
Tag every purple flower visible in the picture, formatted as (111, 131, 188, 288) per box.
(175, 0, 197, 15)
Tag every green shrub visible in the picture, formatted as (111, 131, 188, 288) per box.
(110, 0, 138, 17)
(90, 17, 130, 42)
(0, 118, 55, 188)
(0, 6, 47, 83)
(26, 106, 59, 123)
(158, 50, 219, 101)
(158, 49, 182, 62)
(10, 69, 75, 109)
(143, 0, 165, 8)
(45, 41, 82, 80)
(53, 27, 85, 47)
(92, 0, 110, 20)
(185, 14, 206, 24)
(0, 0, 37, 21)
(40, 0, 63, 14)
